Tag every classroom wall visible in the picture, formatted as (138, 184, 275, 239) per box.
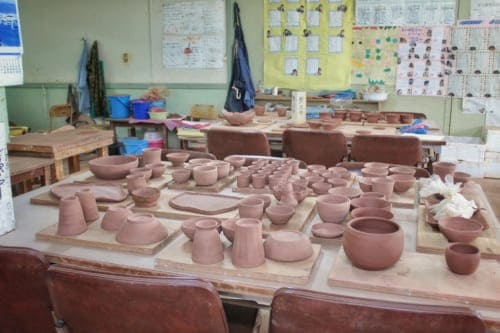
(0, 88, 8, 136)
(5, 0, 485, 138)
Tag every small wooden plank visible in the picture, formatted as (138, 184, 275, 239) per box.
(155, 235, 322, 285)
(36, 215, 181, 255)
(167, 173, 236, 193)
(30, 191, 133, 211)
(416, 206, 500, 260)
(328, 248, 500, 308)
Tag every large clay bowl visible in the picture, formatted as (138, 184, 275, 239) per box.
(388, 174, 415, 193)
(131, 187, 160, 208)
(88, 155, 139, 180)
(224, 156, 246, 169)
(389, 166, 416, 176)
(343, 217, 404, 270)
(358, 177, 372, 192)
(181, 217, 221, 241)
(222, 109, 255, 126)
(433, 161, 456, 181)
(166, 152, 190, 167)
(146, 163, 166, 178)
(316, 194, 351, 223)
(445, 243, 480, 275)
(350, 207, 394, 220)
(193, 165, 218, 186)
(438, 216, 483, 243)
(265, 205, 295, 225)
(453, 171, 471, 184)
(172, 168, 191, 184)
(221, 217, 237, 242)
(264, 231, 313, 262)
(328, 187, 362, 199)
(116, 213, 168, 245)
(362, 167, 389, 178)
(351, 197, 391, 211)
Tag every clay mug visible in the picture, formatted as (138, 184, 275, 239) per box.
(76, 188, 99, 222)
(126, 173, 147, 194)
(238, 197, 265, 219)
(192, 219, 224, 265)
(142, 147, 162, 165)
(231, 218, 265, 268)
(57, 196, 87, 236)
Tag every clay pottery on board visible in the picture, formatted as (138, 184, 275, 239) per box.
(312, 181, 332, 195)
(371, 177, 395, 200)
(433, 161, 456, 181)
(438, 216, 483, 243)
(221, 217, 237, 242)
(308, 120, 322, 129)
(130, 167, 153, 181)
(265, 205, 295, 225)
(231, 218, 265, 268)
(172, 168, 191, 184)
(362, 167, 389, 178)
(254, 104, 265, 116)
(268, 174, 284, 189)
(166, 152, 190, 167)
(142, 147, 162, 165)
(348, 110, 363, 122)
(358, 177, 373, 192)
(350, 207, 394, 220)
(365, 112, 381, 123)
(192, 219, 224, 265)
(193, 165, 218, 186)
(131, 187, 161, 208)
(364, 162, 389, 169)
(126, 173, 147, 194)
(385, 113, 400, 124)
(292, 184, 309, 204)
(327, 178, 348, 188)
(116, 213, 168, 245)
(319, 111, 331, 120)
(181, 217, 221, 241)
(88, 155, 139, 180)
(264, 231, 313, 262)
(276, 106, 287, 117)
(222, 109, 255, 125)
(350, 197, 391, 211)
(312, 223, 345, 239)
(224, 156, 246, 169)
(454, 171, 471, 184)
(248, 194, 272, 209)
(189, 158, 212, 165)
(251, 173, 267, 189)
(328, 187, 362, 199)
(146, 163, 166, 178)
(316, 194, 351, 223)
(238, 197, 265, 219)
(388, 174, 416, 193)
(333, 110, 347, 120)
(101, 206, 132, 231)
(76, 188, 99, 222)
(389, 166, 416, 176)
(360, 191, 386, 200)
(57, 196, 88, 236)
(400, 113, 414, 124)
(445, 243, 480, 275)
(343, 217, 404, 270)
(236, 172, 252, 188)
(208, 161, 231, 179)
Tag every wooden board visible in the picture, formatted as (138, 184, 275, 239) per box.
(328, 248, 500, 308)
(416, 206, 500, 260)
(155, 235, 322, 284)
(389, 182, 417, 209)
(36, 214, 181, 255)
(167, 173, 236, 193)
(30, 191, 133, 211)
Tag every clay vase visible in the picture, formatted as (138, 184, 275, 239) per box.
(101, 206, 132, 231)
(57, 196, 87, 236)
(445, 242, 480, 275)
(279, 185, 299, 208)
(248, 194, 272, 209)
(371, 177, 395, 201)
(130, 167, 153, 181)
(236, 172, 252, 188)
(126, 173, 147, 194)
(231, 218, 265, 268)
(192, 219, 224, 265)
(193, 165, 218, 186)
(433, 161, 456, 181)
(116, 213, 168, 245)
(76, 188, 99, 222)
(238, 197, 265, 219)
(166, 152, 190, 167)
(172, 168, 191, 184)
(131, 187, 161, 208)
(142, 148, 162, 165)
(146, 163, 166, 178)
(343, 217, 404, 270)
(316, 194, 350, 223)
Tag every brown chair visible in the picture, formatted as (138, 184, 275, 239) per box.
(0, 246, 54, 333)
(49, 104, 74, 131)
(207, 128, 271, 160)
(46, 265, 229, 333)
(161, 148, 216, 161)
(270, 288, 485, 333)
(350, 134, 423, 166)
(282, 129, 348, 167)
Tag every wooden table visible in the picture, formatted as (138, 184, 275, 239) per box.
(108, 118, 169, 148)
(9, 156, 54, 195)
(7, 129, 113, 181)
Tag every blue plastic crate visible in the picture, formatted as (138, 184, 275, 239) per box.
(119, 137, 149, 155)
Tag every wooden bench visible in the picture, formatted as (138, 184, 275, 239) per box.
(9, 156, 53, 195)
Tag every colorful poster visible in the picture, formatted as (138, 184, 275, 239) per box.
(0, 0, 23, 86)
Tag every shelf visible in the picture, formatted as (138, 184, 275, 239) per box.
(255, 94, 384, 111)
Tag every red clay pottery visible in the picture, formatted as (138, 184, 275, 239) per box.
(146, 163, 166, 178)
(279, 185, 299, 207)
(364, 162, 389, 169)
(101, 206, 132, 231)
(433, 161, 456, 181)
(400, 113, 414, 124)
(166, 152, 190, 167)
(251, 173, 267, 189)
(322, 121, 336, 131)
(265, 205, 295, 225)
(181, 217, 221, 241)
(130, 167, 153, 181)
(238, 197, 265, 219)
(454, 171, 471, 184)
(50, 183, 127, 203)
(254, 104, 265, 116)
(312, 181, 332, 195)
(248, 194, 272, 209)
(306, 175, 324, 187)
(319, 111, 331, 120)
(348, 110, 363, 122)
(307, 120, 322, 129)
(189, 158, 212, 165)
(224, 156, 246, 169)
(311, 223, 345, 238)
(307, 164, 326, 172)
(362, 167, 389, 178)
(116, 213, 168, 245)
(358, 177, 373, 192)
(231, 218, 265, 268)
(389, 166, 416, 176)
(438, 216, 483, 243)
(126, 173, 147, 194)
(236, 172, 252, 188)
(57, 196, 88, 236)
(76, 188, 99, 222)
(351, 207, 394, 220)
(192, 219, 224, 265)
(445, 242, 480, 275)
(371, 177, 395, 200)
(276, 107, 287, 117)
(350, 197, 391, 211)
(328, 187, 362, 199)
(221, 217, 237, 242)
(356, 129, 371, 135)
(264, 231, 313, 262)
(208, 161, 231, 179)
(365, 112, 381, 123)
(316, 194, 350, 223)
(88, 155, 139, 180)
(388, 174, 416, 193)
(343, 217, 404, 270)
(142, 147, 162, 165)
(222, 109, 255, 125)
(172, 168, 191, 184)
(193, 165, 218, 186)
(385, 113, 400, 124)
(131, 187, 160, 208)
(333, 110, 347, 120)
(360, 191, 386, 200)
(327, 178, 348, 188)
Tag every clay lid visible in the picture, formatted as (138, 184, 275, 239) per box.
(311, 223, 345, 238)
(221, 217, 237, 242)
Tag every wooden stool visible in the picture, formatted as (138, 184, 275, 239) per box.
(9, 156, 53, 196)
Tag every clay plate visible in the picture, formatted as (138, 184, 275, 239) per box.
(311, 223, 345, 239)
(50, 183, 128, 202)
(169, 192, 240, 215)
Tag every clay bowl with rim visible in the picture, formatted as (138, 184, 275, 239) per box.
(129, 167, 153, 181)
(388, 174, 416, 193)
(306, 175, 324, 187)
(101, 206, 132, 231)
(189, 158, 213, 165)
(311, 223, 345, 239)
(311, 181, 332, 195)
(453, 171, 471, 184)
(328, 187, 361, 199)
(238, 197, 265, 219)
(88, 155, 139, 180)
(358, 177, 373, 192)
(264, 231, 313, 262)
(166, 152, 190, 167)
(350, 207, 394, 220)
(265, 205, 295, 225)
(146, 163, 166, 178)
(193, 165, 218, 186)
(116, 213, 168, 245)
(327, 178, 348, 188)
(343, 217, 404, 270)
(445, 242, 480, 275)
(221, 217, 238, 242)
(181, 217, 221, 241)
(131, 187, 161, 208)
(432, 161, 456, 180)
(248, 194, 272, 209)
(364, 162, 389, 169)
(351, 197, 391, 211)
(360, 191, 386, 200)
(224, 156, 246, 169)
(172, 168, 191, 184)
(208, 161, 231, 179)
(438, 216, 483, 243)
(223, 109, 255, 125)
(316, 194, 351, 223)
(389, 166, 416, 176)
(361, 167, 389, 178)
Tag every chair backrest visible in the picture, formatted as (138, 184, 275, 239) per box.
(161, 148, 216, 161)
(350, 134, 423, 166)
(270, 288, 485, 333)
(190, 104, 218, 120)
(283, 129, 348, 167)
(46, 265, 229, 333)
(49, 104, 73, 131)
(0, 246, 54, 333)
(207, 128, 271, 160)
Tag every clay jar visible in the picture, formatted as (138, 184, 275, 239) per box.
(131, 187, 161, 208)
(166, 152, 190, 167)
(316, 194, 350, 223)
(76, 188, 99, 222)
(433, 161, 456, 181)
(116, 213, 168, 245)
(146, 163, 166, 178)
(265, 205, 295, 225)
(371, 177, 395, 201)
(264, 231, 313, 262)
(129, 167, 153, 181)
(126, 173, 147, 194)
(238, 197, 265, 219)
(192, 219, 224, 265)
(343, 217, 404, 270)
(142, 147, 162, 165)
(172, 168, 191, 184)
(193, 165, 218, 186)
(101, 206, 132, 231)
(57, 196, 88, 236)
(445, 243, 480, 275)
(231, 218, 265, 268)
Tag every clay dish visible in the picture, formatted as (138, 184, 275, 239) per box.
(356, 130, 371, 135)
(351, 207, 394, 220)
(224, 156, 246, 169)
(388, 174, 415, 193)
(88, 155, 139, 180)
(193, 165, 218, 186)
(327, 178, 348, 188)
(360, 191, 386, 200)
(130, 167, 153, 181)
(181, 217, 221, 241)
(358, 177, 373, 192)
(172, 168, 191, 184)
(312, 181, 332, 195)
(389, 166, 416, 176)
(454, 171, 471, 184)
(208, 161, 231, 179)
(265, 205, 295, 225)
(351, 197, 391, 211)
(438, 216, 483, 243)
(311, 223, 345, 239)
(316, 194, 351, 223)
(264, 231, 313, 262)
(131, 187, 161, 208)
(364, 162, 389, 169)
(116, 213, 168, 245)
(169, 192, 240, 215)
(248, 194, 272, 209)
(221, 217, 237, 242)
(166, 152, 190, 167)
(238, 197, 265, 219)
(101, 206, 132, 231)
(328, 187, 361, 199)
(146, 163, 166, 178)
(433, 161, 456, 181)
(222, 109, 255, 126)
(445, 243, 480, 275)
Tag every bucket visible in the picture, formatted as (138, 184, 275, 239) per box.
(131, 99, 151, 119)
(108, 95, 130, 119)
(119, 137, 149, 155)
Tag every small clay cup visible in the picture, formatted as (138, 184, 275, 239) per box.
(371, 177, 395, 200)
(142, 148, 162, 165)
(264, 231, 313, 262)
(236, 172, 252, 188)
(453, 171, 471, 184)
(193, 165, 218, 186)
(116, 213, 168, 245)
(389, 166, 416, 176)
(248, 194, 272, 209)
(238, 197, 265, 219)
(327, 178, 348, 188)
(76, 188, 99, 222)
(126, 173, 147, 194)
(232, 218, 265, 268)
(172, 168, 191, 184)
(362, 167, 389, 178)
(130, 167, 153, 181)
(57, 196, 87, 236)
(131, 187, 161, 208)
(438, 216, 483, 243)
(224, 156, 246, 169)
(265, 205, 295, 225)
(445, 243, 480, 275)
(328, 187, 362, 199)
(316, 194, 351, 223)
(364, 162, 389, 169)
(254, 104, 265, 116)
(101, 206, 132, 231)
(181, 217, 221, 241)
(351, 197, 391, 211)
(349, 111, 363, 122)
(146, 163, 166, 178)
(351, 207, 394, 220)
(433, 161, 456, 181)
(166, 152, 190, 167)
(312, 181, 332, 195)
(192, 219, 224, 265)
(208, 161, 231, 179)
(388, 174, 415, 193)
(251, 173, 267, 189)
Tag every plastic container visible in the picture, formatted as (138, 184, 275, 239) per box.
(119, 137, 149, 155)
(147, 139, 164, 149)
(108, 95, 130, 119)
(150, 99, 166, 109)
(148, 111, 168, 120)
(131, 99, 151, 119)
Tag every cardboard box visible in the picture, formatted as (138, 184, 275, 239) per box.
(485, 126, 500, 153)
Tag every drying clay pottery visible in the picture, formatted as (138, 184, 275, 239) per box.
(131, 187, 161, 208)
(193, 165, 218, 186)
(130, 167, 153, 181)
(222, 109, 255, 125)
(248, 194, 272, 209)
(316, 194, 351, 223)
(101, 206, 132, 231)
(231, 218, 265, 268)
(181, 217, 221, 241)
(189, 158, 212, 166)
(308, 120, 322, 129)
(311, 223, 345, 239)
(385, 113, 400, 124)
(264, 231, 313, 262)
(293, 184, 309, 203)
(278, 186, 299, 208)
(126, 173, 147, 194)
(400, 114, 414, 124)
(433, 161, 456, 181)
(57, 196, 88, 236)
(333, 110, 347, 120)
(76, 188, 99, 222)
(254, 104, 265, 116)
(351, 197, 391, 211)
(265, 205, 295, 225)
(116, 213, 168, 245)
(350, 207, 394, 220)
(208, 161, 231, 179)
(364, 162, 389, 169)
(358, 177, 372, 192)
(146, 163, 166, 178)
(343, 217, 404, 270)
(388, 174, 415, 193)
(365, 112, 381, 123)
(236, 172, 252, 188)
(88, 155, 139, 180)
(172, 168, 191, 184)
(312, 181, 332, 195)
(328, 187, 362, 199)
(50, 183, 128, 203)
(306, 176, 324, 187)
(360, 191, 386, 200)
(276, 107, 287, 117)
(142, 148, 162, 165)
(349, 111, 363, 122)
(328, 166, 349, 174)
(224, 156, 246, 169)
(192, 219, 224, 265)
(238, 197, 265, 219)
(169, 192, 240, 215)
(327, 178, 348, 188)
(319, 112, 331, 120)
(356, 130, 371, 135)
(453, 171, 471, 184)
(438, 216, 483, 243)
(251, 173, 266, 189)
(371, 177, 395, 200)
(307, 164, 326, 172)
(166, 152, 190, 167)
(445, 243, 480, 275)
(389, 166, 416, 176)
(362, 167, 389, 178)
(221, 217, 237, 242)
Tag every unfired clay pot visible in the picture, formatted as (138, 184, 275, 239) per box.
(343, 217, 404, 270)
(350, 207, 394, 220)
(232, 218, 265, 268)
(362, 167, 389, 178)
(142, 148, 162, 165)
(238, 197, 265, 219)
(327, 178, 348, 188)
(146, 163, 166, 178)
(333, 110, 347, 120)
(130, 167, 153, 181)
(189, 158, 212, 165)
(400, 113, 414, 124)
(364, 162, 389, 169)
(358, 177, 373, 192)
(433, 161, 456, 181)
(236, 172, 252, 188)
(101, 206, 132, 231)
(319, 112, 331, 120)
(224, 156, 246, 169)
(251, 173, 266, 189)
(308, 120, 322, 129)
(265, 205, 295, 225)
(192, 219, 224, 265)
(166, 152, 190, 167)
(181, 217, 221, 241)
(328, 187, 362, 199)
(389, 166, 416, 176)
(172, 168, 191, 184)
(365, 112, 380, 123)
(76, 188, 99, 222)
(388, 174, 415, 193)
(57, 196, 88, 236)
(445, 242, 480, 275)
(264, 231, 313, 262)
(349, 111, 363, 122)
(116, 213, 168, 245)
(438, 216, 483, 243)
(221, 217, 237, 242)
(350, 197, 391, 211)
(312, 181, 332, 195)
(131, 187, 161, 208)
(88, 155, 139, 180)
(193, 165, 218, 186)
(385, 113, 400, 124)
(316, 194, 351, 223)
(208, 161, 231, 179)
(248, 194, 272, 209)
(276, 107, 287, 117)
(371, 177, 395, 200)
(126, 173, 147, 194)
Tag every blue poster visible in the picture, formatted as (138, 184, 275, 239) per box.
(0, 0, 22, 53)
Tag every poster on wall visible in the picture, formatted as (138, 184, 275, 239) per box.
(470, 0, 500, 19)
(0, 0, 23, 86)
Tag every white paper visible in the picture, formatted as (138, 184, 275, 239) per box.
(287, 10, 300, 26)
(306, 35, 320, 52)
(285, 35, 298, 52)
(328, 36, 343, 53)
(0, 122, 15, 236)
(307, 10, 320, 27)
(268, 10, 282, 27)
(328, 10, 343, 27)
(268, 36, 281, 52)
(285, 57, 299, 76)
(306, 58, 320, 75)
(471, 0, 500, 19)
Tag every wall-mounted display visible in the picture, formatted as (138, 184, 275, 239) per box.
(0, 0, 23, 86)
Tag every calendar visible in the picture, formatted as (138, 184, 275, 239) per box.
(0, 0, 24, 86)
(0, 55, 23, 86)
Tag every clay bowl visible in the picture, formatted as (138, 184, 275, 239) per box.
(445, 243, 480, 275)
(343, 217, 404, 270)
(116, 213, 168, 245)
(88, 155, 139, 180)
(385, 113, 400, 124)
(306, 175, 324, 187)
(193, 165, 218, 186)
(189, 158, 212, 165)
(254, 104, 265, 116)
(311, 223, 345, 239)
(172, 168, 191, 184)
(248, 194, 272, 209)
(328, 187, 362, 199)
(166, 152, 190, 167)
(316, 194, 351, 223)
(222, 109, 255, 125)
(365, 112, 381, 123)
(438, 216, 483, 243)
(131, 187, 160, 208)
(146, 163, 166, 178)
(238, 197, 265, 219)
(349, 111, 363, 122)
(364, 162, 389, 169)
(389, 166, 416, 176)
(358, 177, 373, 192)
(333, 110, 347, 120)
(101, 206, 132, 231)
(130, 167, 153, 181)
(388, 174, 416, 193)
(224, 156, 246, 169)
(351, 197, 391, 211)
(312, 181, 332, 195)
(181, 217, 221, 241)
(454, 171, 471, 184)
(400, 114, 414, 124)
(264, 231, 313, 262)
(361, 167, 389, 178)
(433, 161, 456, 181)
(208, 161, 231, 179)
(327, 178, 348, 188)
(360, 191, 386, 200)
(293, 184, 310, 203)
(322, 122, 336, 131)
(265, 205, 295, 225)
(350, 207, 394, 220)
(221, 217, 237, 242)
(328, 166, 348, 173)
(319, 111, 331, 120)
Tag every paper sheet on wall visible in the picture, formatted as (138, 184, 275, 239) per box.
(0, 0, 23, 86)
(470, 0, 500, 19)
(0, 122, 15, 236)
(463, 97, 500, 126)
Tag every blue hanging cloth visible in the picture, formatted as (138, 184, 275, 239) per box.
(77, 39, 90, 114)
